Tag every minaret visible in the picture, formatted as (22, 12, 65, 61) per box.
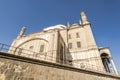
(17, 27, 26, 39)
(81, 11, 89, 24)
(80, 11, 97, 49)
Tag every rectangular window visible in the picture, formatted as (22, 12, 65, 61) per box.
(40, 45, 44, 52)
(68, 34, 71, 39)
(77, 42, 81, 48)
(18, 48, 23, 55)
(76, 32, 80, 38)
(68, 43, 72, 49)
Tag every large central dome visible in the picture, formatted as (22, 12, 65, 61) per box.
(43, 24, 66, 31)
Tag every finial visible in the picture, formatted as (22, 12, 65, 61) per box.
(67, 22, 71, 28)
(79, 19, 82, 24)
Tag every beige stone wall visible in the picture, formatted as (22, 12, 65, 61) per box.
(0, 52, 119, 80)
(9, 30, 60, 62)
(70, 49, 104, 71)
(67, 25, 88, 50)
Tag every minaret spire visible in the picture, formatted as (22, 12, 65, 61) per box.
(80, 11, 89, 24)
(17, 26, 26, 38)
(67, 22, 71, 28)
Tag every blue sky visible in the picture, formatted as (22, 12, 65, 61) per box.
(0, 0, 120, 71)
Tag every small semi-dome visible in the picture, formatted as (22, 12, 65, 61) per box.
(43, 24, 66, 31)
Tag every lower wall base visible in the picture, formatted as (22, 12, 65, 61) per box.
(0, 52, 120, 80)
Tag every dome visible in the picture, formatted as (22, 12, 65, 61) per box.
(43, 24, 66, 31)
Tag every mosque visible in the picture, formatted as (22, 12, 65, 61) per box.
(9, 11, 118, 75)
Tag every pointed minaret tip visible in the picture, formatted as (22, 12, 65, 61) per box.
(81, 11, 86, 16)
(21, 26, 26, 35)
(22, 26, 26, 29)
(17, 26, 26, 39)
(80, 11, 89, 24)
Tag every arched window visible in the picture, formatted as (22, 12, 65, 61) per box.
(101, 53, 111, 73)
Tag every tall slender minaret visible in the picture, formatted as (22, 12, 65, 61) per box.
(80, 11, 97, 49)
(81, 11, 89, 24)
(17, 27, 26, 39)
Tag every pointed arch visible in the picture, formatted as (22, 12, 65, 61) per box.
(101, 53, 111, 73)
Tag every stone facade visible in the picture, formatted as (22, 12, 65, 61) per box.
(9, 11, 118, 75)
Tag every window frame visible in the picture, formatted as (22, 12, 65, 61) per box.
(77, 41, 81, 48)
(40, 45, 44, 52)
(68, 34, 71, 39)
(68, 43, 72, 49)
(76, 32, 80, 38)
